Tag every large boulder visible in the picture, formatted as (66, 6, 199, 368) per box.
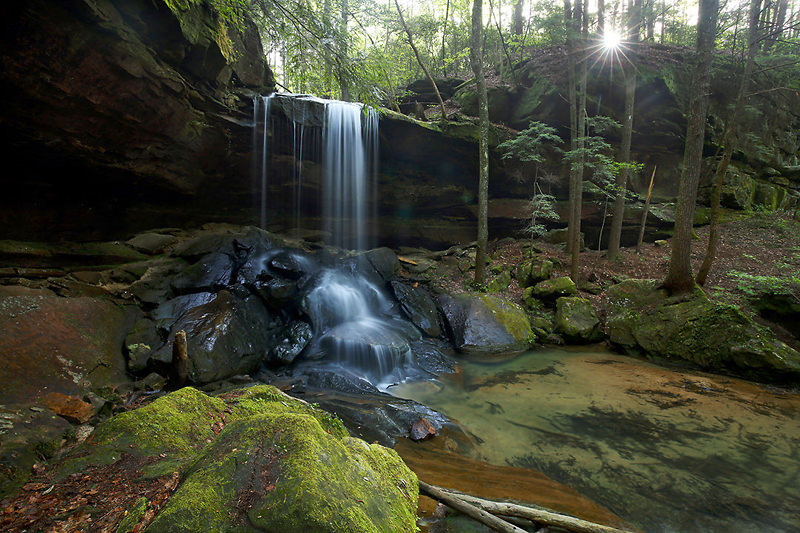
(152, 291, 278, 384)
(554, 297, 603, 344)
(437, 293, 532, 356)
(604, 279, 800, 379)
(0, 286, 133, 405)
(47, 386, 418, 533)
(390, 281, 442, 337)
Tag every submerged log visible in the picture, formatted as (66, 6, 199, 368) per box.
(419, 480, 527, 533)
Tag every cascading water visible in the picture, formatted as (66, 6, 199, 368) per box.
(252, 94, 431, 388)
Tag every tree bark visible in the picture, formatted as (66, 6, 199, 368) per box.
(567, 0, 587, 282)
(394, 0, 448, 121)
(513, 0, 524, 36)
(608, 4, 640, 259)
(442, 0, 451, 75)
(696, 0, 760, 285)
(471, 0, 490, 285)
(419, 481, 528, 533)
(436, 488, 631, 533)
(636, 166, 656, 253)
(663, 0, 719, 293)
(170, 330, 188, 388)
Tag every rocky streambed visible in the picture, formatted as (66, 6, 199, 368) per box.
(1, 223, 799, 532)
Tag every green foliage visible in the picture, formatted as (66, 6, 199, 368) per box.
(498, 121, 562, 164)
(727, 271, 800, 299)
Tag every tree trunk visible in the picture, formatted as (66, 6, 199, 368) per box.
(513, 0, 524, 36)
(395, 0, 448, 121)
(472, 0, 490, 285)
(636, 166, 657, 253)
(568, 0, 587, 282)
(696, 0, 760, 285)
(662, 0, 719, 293)
(608, 2, 640, 259)
(442, 0, 451, 75)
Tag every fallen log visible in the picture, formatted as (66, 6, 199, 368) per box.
(419, 480, 528, 533)
(438, 487, 631, 533)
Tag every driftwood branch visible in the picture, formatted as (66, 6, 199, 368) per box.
(438, 487, 631, 533)
(419, 480, 527, 533)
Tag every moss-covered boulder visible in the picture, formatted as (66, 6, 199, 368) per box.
(604, 279, 800, 379)
(487, 270, 512, 292)
(720, 166, 755, 210)
(437, 293, 533, 356)
(533, 276, 578, 303)
(56, 386, 418, 532)
(554, 297, 603, 344)
(517, 257, 553, 288)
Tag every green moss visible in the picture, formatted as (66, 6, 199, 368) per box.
(149, 413, 417, 533)
(228, 385, 348, 439)
(477, 294, 533, 342)
(117, 497, 149, 533)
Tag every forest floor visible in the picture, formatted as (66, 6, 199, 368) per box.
(420, 211, 800, 348)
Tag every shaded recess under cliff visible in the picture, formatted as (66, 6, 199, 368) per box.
(0, 0, 274, 240)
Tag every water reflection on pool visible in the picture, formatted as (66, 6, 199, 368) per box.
(392, 347, 800, 533)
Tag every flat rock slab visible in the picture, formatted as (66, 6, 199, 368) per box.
(0, 286, 132, 406)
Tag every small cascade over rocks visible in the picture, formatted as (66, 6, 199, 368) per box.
(250, 94, 433, 388)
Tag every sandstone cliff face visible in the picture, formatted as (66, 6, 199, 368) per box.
(0, 0, 273, 240)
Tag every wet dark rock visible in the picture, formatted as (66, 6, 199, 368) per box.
(126, 258, 188, 305)
(410, 338, 457, 375)
(362, 247, 400, 283)
(253, 277, 299, 312)
(302, 367, 383, 395)
(269, 321, 313, 365)
(124, 317, 162, 373)
(437, 293, 533, 356)
(390, 281, 442, 337)
(151, 291, 278, 384)
(170, 252, 233, 294)
(151, 293, 216, 331)
(409, 417, 437, 441)
(269, 251, 314, 280)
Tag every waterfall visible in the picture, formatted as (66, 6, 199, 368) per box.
(251, 94, 426, 389)
(252, 94, 378, 250)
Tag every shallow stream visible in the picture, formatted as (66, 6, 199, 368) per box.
(392, 346, 800, 532)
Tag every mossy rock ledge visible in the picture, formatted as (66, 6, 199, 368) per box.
(604, 279, 800, 380)
(59, 386, 419, 532)
(436, 293, 533, 356)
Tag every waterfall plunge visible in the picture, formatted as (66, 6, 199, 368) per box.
(252, 94, 428, 388)
(252, 94, 378, 250)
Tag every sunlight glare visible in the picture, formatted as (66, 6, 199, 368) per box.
(602, 30, 622, 50)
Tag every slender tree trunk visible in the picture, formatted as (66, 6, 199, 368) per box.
(395, 0, 448, 121)
(513, 0, 524, 36)
(323, 0, 333, 98)
(636, 166, 657, 252)
(471, 0, 489, 285)
(442, 0, 451, 76)
(696, 0, 760, 285)
(608, 3, 640, 259)
(608, 69, 637, 258)
(663, 0, 719, 293)
(567, 0, 586, 282)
